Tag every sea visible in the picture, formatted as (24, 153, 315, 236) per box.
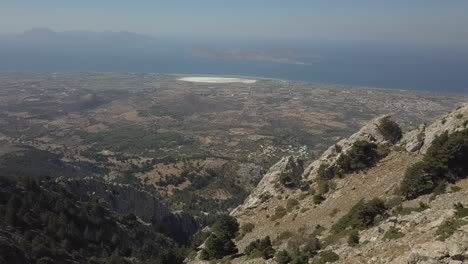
(1, 40, 467, 94)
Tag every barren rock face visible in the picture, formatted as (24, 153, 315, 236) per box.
(402, 103, 468, 154)
(230, 156, 303, 216)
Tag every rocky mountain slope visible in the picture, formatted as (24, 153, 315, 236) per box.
(190, 103, 468, 264)
(0, 175, 198, 263)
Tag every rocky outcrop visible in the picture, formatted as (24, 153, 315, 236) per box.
(402, 103, 468, 154)
(58, 177, 199, 243)
(302, 115, 396, 182)
(58, 177, 171, 224)
(230, 156, 303, 216)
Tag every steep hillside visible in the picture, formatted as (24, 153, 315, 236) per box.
(0, 176, 198, 264)
(189, 103, 468, 264)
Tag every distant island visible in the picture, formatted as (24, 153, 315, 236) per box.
(190, 47, 307, 65)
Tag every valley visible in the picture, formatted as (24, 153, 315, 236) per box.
(0, 72, 466, 216)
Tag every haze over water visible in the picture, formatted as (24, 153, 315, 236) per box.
(1, 38, 467, 94)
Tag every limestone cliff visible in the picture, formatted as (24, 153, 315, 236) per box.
(58, 177, 198, 243)
(231, 156, 303, 216)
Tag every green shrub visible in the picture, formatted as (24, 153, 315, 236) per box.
(393, 145, 406, 152)
(399, 129, 468, 199)
(245, 236, 275, 260)
(336, 141, 381, 173)
(317, 180, 330, 195)
(383, 228, 404, 240)
(236, 222, 255, 241)
(454, 202, 468, 218)
(273, 231, 294, 246)
(240, 223, 255, 234)
(392, 201, 429, 216)
(301, 237, 321, 257)
(200, 234, 238, 260)
(451, 186, 462, 192)
(376, 144, 391, 158)
(313, 194, 325, 205)
(435, 219, 467, 241)
(435, 203, 468, 241)
(291, 253, 309, 264)
(311, 251, 339, 264)
(287, 199, 299, 211)
(331, 198, 387, 233)
(201, 215, 239, 260)
(275, 250, 292, 264)
(377, 117, 402, 144)
(211, 215, 239, 239)
(279, 172, 301, 189)
(347, 230, 360, 246)
(271, 206, 287, 221)
(385, 197, 403, 209)
(317, 164, 341, 180)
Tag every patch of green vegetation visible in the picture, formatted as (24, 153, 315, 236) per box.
(271, 206, 288, 221)
(282, 234, 321, 264)
(0, 148, 108, 179)
(347, 230, 360, 246)
(241, 223, 255, 234)
(274, 231, 294, 245)
(317, 164, 341, 180)
(392, 201, 429, 216)
(317, 180, 330, 195)
(245, 236, 275, 260)
(399, 129, 468, 199)
(383, 228, 405, 240)
(336, 141, 383, 174)
(287, 198, 299, 211)
(385, 197, 404, 209)
(236, 223, 255, 241)
(317, 141, 388, 186)
(313, 194, 325, 205)
(393, 145, 406, 152)
(262, 97, 290, 105)
(331, 198, 387, 234)
(436, 219, 467, 241)
(275, 250, 292, 264)
(322, 229, 355, 247)
(84, 128, 191, 153)
(456, 113, 464, 119)
(377, 116, 402, 144)
(279, 171, 302, 189)
(298, 193, 307, 200)
(451, 186, 462, 192)
(0, 176, 186, 264)
(435, 203, 468, 241)
(143, 105, 185, 120)
(310, 251, 340, 264)
(200, 216, 239, 261)
(376, 144, 391, 158)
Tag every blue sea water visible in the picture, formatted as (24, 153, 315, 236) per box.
(1, 40, 467, 94)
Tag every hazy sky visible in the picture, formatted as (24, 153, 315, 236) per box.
(2, 0, 468, 44)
